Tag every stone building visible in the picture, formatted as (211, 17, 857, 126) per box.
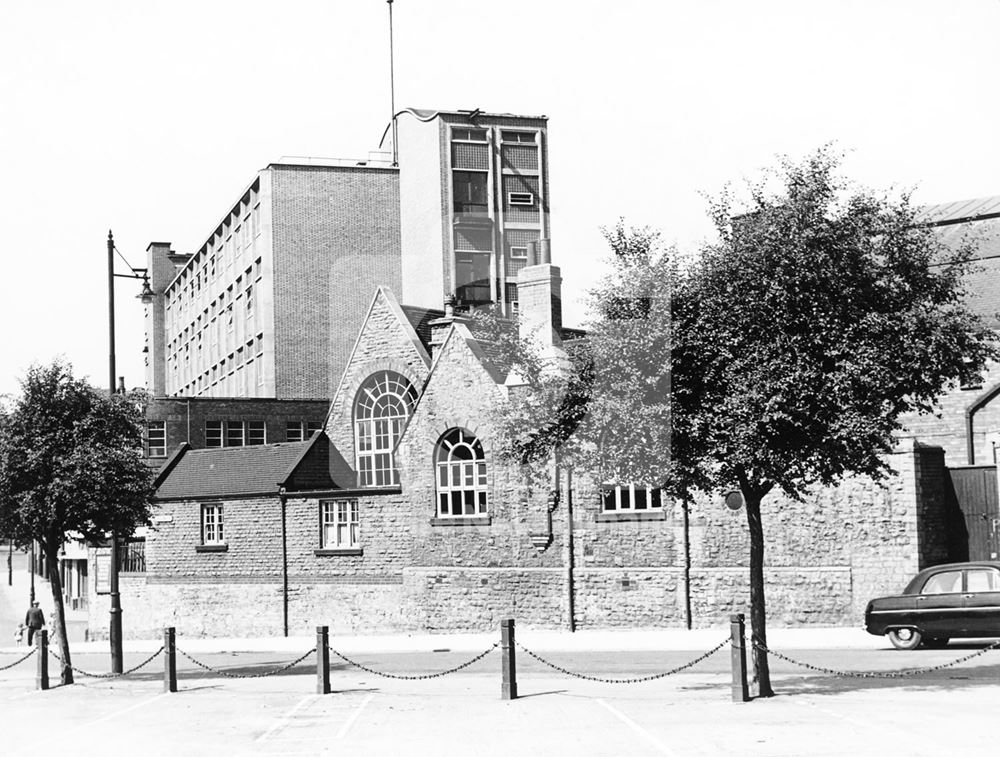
(101, 253, 961, 638)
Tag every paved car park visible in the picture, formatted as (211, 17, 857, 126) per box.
(2, 636, 1000, 756)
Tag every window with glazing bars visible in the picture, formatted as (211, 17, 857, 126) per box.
(202, 504, 224, 544)
(600, 484, 663, 512)
(146, 421, 166, 457)
(355, 371, 417, 487)
(321, 500, 359, 549)
(435, 428, 488, 517)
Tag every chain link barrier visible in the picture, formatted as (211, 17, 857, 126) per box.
(331, 642, 499, 680)
(176, 647, 315, 679)
(515, 638, 730, 684)
(0, 646, 37, 671)
(49, 646, 165, 679)
(754, 638, 1000, 679)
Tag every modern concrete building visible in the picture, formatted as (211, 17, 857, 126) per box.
(142, 108, 550, 403)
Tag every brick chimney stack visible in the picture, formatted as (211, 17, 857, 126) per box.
(513, 239, 568, 378)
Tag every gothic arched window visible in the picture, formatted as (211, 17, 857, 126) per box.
(354, 370, 417, 487)
(435, 428, 488, 517)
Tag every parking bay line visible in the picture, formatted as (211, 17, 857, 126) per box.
(256, 694, 319, 743)
(595, 698, 679, 757)
(336, 692, 374, 739)
(12, 692, 169, 755)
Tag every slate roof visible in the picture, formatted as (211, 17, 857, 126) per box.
(399, 305, 444, 353)
(154, 441, 311, 500)
(920, 198, 1000, 327)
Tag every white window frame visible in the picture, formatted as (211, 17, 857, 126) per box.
(435, 428, 488, 517)
(201, 504, 224, 545)
(507, 191, 534, 206)
(321, 499, 359, 549)
(509, 245, 528, 259)
(600, 483, 663, 512)
(146, 421, 166, 457)
(354, 371, 417, 487)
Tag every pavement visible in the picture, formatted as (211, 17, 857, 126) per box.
(0, 548, 88, 647)
(1, 555, 998, 756)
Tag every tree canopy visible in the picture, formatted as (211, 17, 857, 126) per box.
(490, 148, 998, 697)
(0, 360, 155, 684)
(670, 148, 998, 695)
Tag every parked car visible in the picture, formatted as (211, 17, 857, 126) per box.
(865, 561, 1000, 650)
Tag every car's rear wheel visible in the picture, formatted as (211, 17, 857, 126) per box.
(923, 637, 950, 648)
(888, 627, 923, 650)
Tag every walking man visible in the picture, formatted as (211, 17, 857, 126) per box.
(25, 601, 44, 645)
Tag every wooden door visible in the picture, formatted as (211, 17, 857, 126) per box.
(946, 466, 999, 560)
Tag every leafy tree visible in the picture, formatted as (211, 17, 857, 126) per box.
(490, 150, 997, 698)
(481, 221, 675, 491)
(672, 149, 998, 695)
(0, 361, 155, 684)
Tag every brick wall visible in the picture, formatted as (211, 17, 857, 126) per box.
(146, 396, 330, 461)
(270, 165, 401, 399)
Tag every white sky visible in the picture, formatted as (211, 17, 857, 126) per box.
(2, 0, 998, 398)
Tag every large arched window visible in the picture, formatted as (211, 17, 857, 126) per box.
(354, 370, 417, 487)
(435, 428, 488, 517)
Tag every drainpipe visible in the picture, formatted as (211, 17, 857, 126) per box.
(563, 466, 575, 632)
(279, 487, 289, 637)
(682, 497, 692, 630)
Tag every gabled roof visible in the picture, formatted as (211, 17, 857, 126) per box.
(919, 198, 1000, 327)
(154, 441, 312, 500)
(399, 305, 444, 353)
(920, 197, 1000, 227)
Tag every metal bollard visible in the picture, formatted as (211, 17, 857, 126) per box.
(316, 626, 330, 695)
(36, 630, 49, 690)
(164, 627, 177, 693)
(501, 618, 517, 700)
(730, 613, 750, 702)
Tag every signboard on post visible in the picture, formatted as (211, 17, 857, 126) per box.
(95, 547, 111, 595)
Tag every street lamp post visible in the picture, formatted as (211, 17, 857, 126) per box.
(106, 229, 154, 675)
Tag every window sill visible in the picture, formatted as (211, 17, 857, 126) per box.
(430, 516, 492, 527)
(195, 544, 228, 553)
(314, 548, 363, 557)
(596, 511, 666, 523)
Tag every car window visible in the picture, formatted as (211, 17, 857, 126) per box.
(921, 571, 963, 594)
(966, 569, 1000, 592)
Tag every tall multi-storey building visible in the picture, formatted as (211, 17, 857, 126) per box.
(397, 108, 550, 313)
(144, 108, 550, 402)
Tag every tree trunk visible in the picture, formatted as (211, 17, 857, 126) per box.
(42, 542, 74, 685)
(743, 488, 773, 698)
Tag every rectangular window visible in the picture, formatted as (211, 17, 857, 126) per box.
(226, 421, 245, 447)
(509, 246, 528, 259)
(321, 500, 359, 549)
(202, 504, 224, 545)
(600, 484, 663, 512)
(501, 130, 536, 143)
(246, 420, 265, 446)
(452, 128, 488, 142)
(205, 421, 223, 448)
(453, 171, 489, 215)
(286, 421, 304, 443)
(146, 421, 166, 457)
(507, 192, 534, 206)
(287, 420, 324, 442)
